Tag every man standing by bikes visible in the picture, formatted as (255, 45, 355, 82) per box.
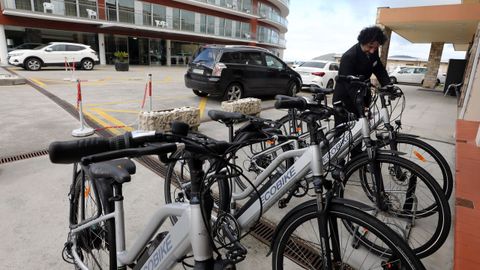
(333, 25, 392, 125)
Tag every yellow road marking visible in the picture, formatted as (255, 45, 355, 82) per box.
(85, 99, 144, 107)
(90, 108, 134, 132)
(162, 76, 173, 83)
(94, 108, 140, 114)
(31, 78, 46, 87)
(198, 97, 208, 119)
(83, 111, 122, 135)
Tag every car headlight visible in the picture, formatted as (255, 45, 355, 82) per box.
(9, 53, 24, 57)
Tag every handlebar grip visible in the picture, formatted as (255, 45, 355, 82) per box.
(81, 143, 178, 164)
(274, 96, 307, 110)
(49, 133, 131, 164)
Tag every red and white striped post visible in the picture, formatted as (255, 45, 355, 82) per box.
(148, 73, 153, 111)
(72, 79, 94, 137)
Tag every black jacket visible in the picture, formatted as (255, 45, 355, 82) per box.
(333, 43, 390, 120)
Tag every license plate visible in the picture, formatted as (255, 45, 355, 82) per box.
(192, 68, 203, 75)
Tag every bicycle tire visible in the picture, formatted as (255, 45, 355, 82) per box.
(271, 202, 426, 270)
(341, 153, 451, 258)
(71, 171, 117, 269)
(377, 134, 453, 200)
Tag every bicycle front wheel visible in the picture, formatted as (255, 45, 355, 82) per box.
(272, 202, 425, 270)
(71, 170, 117, 269)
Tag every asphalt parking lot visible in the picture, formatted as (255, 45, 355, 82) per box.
(0, 65, 457, 269)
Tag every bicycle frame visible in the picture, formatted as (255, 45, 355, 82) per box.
(229, 104, 393, 231)
(71, 163, 212, 270)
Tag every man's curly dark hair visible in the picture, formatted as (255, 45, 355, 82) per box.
(357, 26, 388, 45)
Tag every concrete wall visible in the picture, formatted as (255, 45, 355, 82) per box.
(463, 57, 480, 121)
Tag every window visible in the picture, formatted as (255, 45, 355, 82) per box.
(415, 68, 427, 74)
(265, 54, 283, 69)
(224, 19, 232, 37)
(152, 4, 167, 27)
(15, 0, 31, 11)
(329, 64, 339, 71)
(50, 44, 67, 51)
(143, 3, 152, 26)
(67, 45, 85, 51)
(200, 15, 215, 34)
(220, 52, 243, 64)
(106, 0, 117, 21)
(244, 52, 263, 66)
(181, 10, 195, 32)
(172, 8, 181, 30)
(301, 61, 326, 68)
(79, 0, 97, 18)
(118, 0, 134, 23)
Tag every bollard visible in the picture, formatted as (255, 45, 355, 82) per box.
(148, 73, 153, 112)
(63, 57, 77, 82)
(72, 80, 94, 137)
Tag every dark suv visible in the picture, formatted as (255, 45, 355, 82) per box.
(185, 45, 302, 100)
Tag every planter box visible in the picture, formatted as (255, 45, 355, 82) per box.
(221, 98, 261, 116)
(115, 62, 129, 71)
(138, 106, 200, 131)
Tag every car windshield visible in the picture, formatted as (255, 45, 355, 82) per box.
(300, 61, 326, 68)
(192, 48, 219, 66)
(33, 44, 49, 50)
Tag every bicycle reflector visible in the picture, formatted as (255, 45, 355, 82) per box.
(413, 150, 427, 162)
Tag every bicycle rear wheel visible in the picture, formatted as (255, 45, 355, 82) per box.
(164, 151, 231, 223)
(377, 134, 453, 200)
(272, 202, 425, 270)
(342, 153, 451, 258)
(70, 170, 117, 269)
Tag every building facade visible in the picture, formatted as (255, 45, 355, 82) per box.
(0, 0, 289, 66)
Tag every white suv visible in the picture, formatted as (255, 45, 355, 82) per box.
(8, 42, 99, 71)
(294, 60, 339, 89)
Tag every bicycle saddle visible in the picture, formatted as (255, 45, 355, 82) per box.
(89, 160, 134, 185)
(309, 85, 334, 95)
(208, 110, 246, 124)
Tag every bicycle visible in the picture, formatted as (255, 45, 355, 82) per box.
(276, 83, 453, 201)
(50, 120, 426, 269)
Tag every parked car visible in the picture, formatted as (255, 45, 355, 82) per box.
(184, 45, 302, 101)
(8, 42, 99, 71)
(294, 60, 339, 89)
(8, 43, 43, 52)
(389, 66, 444, 85)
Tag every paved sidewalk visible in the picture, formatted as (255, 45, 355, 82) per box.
(0, 66, 457, 269)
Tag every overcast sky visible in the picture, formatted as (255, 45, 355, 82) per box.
(283, 0, 467, 61)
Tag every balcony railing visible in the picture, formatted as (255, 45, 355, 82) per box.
(3, 0, 98, 19)
(3, 0, 287, 47)
(194, 0, 253, 15)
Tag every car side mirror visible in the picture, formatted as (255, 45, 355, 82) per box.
(45, 48, 52, 52)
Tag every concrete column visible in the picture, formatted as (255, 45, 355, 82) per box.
(0, 25, 9, 66)
(98, 33, 106, 65)
(423, 42, 444, 89)
(379, 26, 391, 68)
(166, 39, 171, 66)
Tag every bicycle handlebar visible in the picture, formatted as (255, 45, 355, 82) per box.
(274, 95, 307, 110)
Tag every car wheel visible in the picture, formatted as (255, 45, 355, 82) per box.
(81, 59, 94, 70)
(390, 76, 397, 84)
(326, 79, 334, 89)
(192, 89, 208, 97)
(287, 81, 299, 96)
(223, 83, 243, 101)
(25, 57, 42, 71)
